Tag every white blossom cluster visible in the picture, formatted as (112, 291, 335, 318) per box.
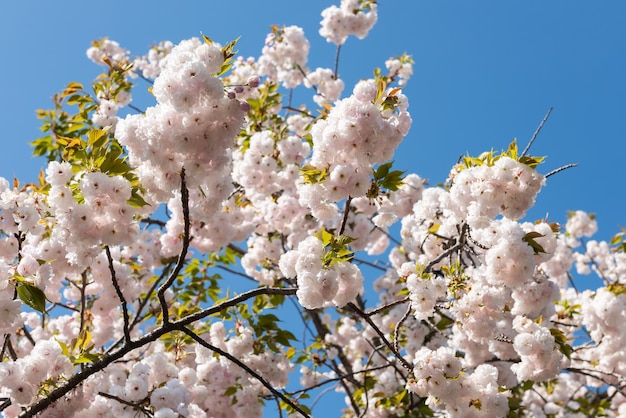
(258, 25, 310, 89)
(319, 0, 378, 45)
(408, 346, 509, 417)
(279, 236, 363, 309)
(298, 79, 412, 219)
(116, 37, 246, 204)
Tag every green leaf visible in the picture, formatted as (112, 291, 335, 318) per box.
(16, 282, 46, 313)
(315, 228, 334, 246)
(128, 190, 150, 208)
(301, 164, 329, 184)
(522, 231, 546, 255)
(550, 327, 573, 359)
(73, 353, 101, 364)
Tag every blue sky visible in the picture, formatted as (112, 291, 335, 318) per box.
(2, 1, 624, 242)
(1, 1, 625, 415)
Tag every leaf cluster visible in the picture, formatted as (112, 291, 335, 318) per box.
(459, 139, 546, 172)
(315, 228, 355, 268)
(367, 161, 406, 199)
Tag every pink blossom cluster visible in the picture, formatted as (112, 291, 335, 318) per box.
(258, 26, 310, 89)
(279, 236, 363, 309)
(298, 79, 411, 219)
(115, 37, 246, 204)
(450, 156, 546, 220)
(303, 67, 345, 106)
(385, 56, 414, 86)
(408, 346, 509, 417)
(133, 40, 175, 80)
(319, 0, 378, 45)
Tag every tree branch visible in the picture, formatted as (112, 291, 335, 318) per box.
(97, 391, 152, 417)
(347, 303, 413, 371)
(178, 326, 311, 418)
(545, 163, 578, 178)
(19, 286, 298, 418)
(105, 246, 131, 344)
(339, 196, 353, 236)
(157, 168, 191, 324)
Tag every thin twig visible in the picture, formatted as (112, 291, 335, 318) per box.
(179, 326, 311, 418)
(105, 246, 131, 344)
(366, 296, 410, 316)
(393, 303, 412, 354)
(353, 257, 389, 272)
(157, 168, 191, 324)
(522, 107, 553, 157)
(567, 367, 626, 398)
(545, 163, 578, 178)
(79, 271, 87, 338)
(105, 262, 174, 356)
(368, 222, 402, 246)
(333, 45, 342, 79)
(339, 196, 353, 236)
(282, 106, 314, 118)
(1, 334, 17, 361)
(347, 303, 413, 371)
(285, 363, 392, 396)
(97, 392, 152, 417)
(216, 265, 256, 282)
(20, 326, 36, 347)
(307, 309, 360, 414)
(126, 104, 145, 115)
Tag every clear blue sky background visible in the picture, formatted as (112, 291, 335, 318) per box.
(2, 1, 624, 241)
(1, 1, 625, 415)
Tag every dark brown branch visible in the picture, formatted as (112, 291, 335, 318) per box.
(19, 286, 298, 418)
(339, 196, 353, 236)
(177, 287, 297, 327)
(393, 303, 412, 354)
(105, 262, 175, 356)
(157, 168, 191, 324)
(347, 303, 413, 371)
(19, 326, 36, 347)
(97, 391, 152, 417)
(105, 246, 131, 344)
(179, 326, 311, 418)
(79, 271, 88, 336)
(227, 243, 246, 256)
(366, 296, 409, 316)
(139, 217, 167, 228)
(1, 334, 17, 361)
(307, 309, 360, 415)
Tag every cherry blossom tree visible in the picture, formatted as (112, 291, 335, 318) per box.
(1, 0, 625, 417)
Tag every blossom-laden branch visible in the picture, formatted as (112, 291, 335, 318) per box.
(178, 326, 311, 418)
(347, 303, 413, 371)
(97, 391, 153, 417)
(18, 286, 299, 418)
